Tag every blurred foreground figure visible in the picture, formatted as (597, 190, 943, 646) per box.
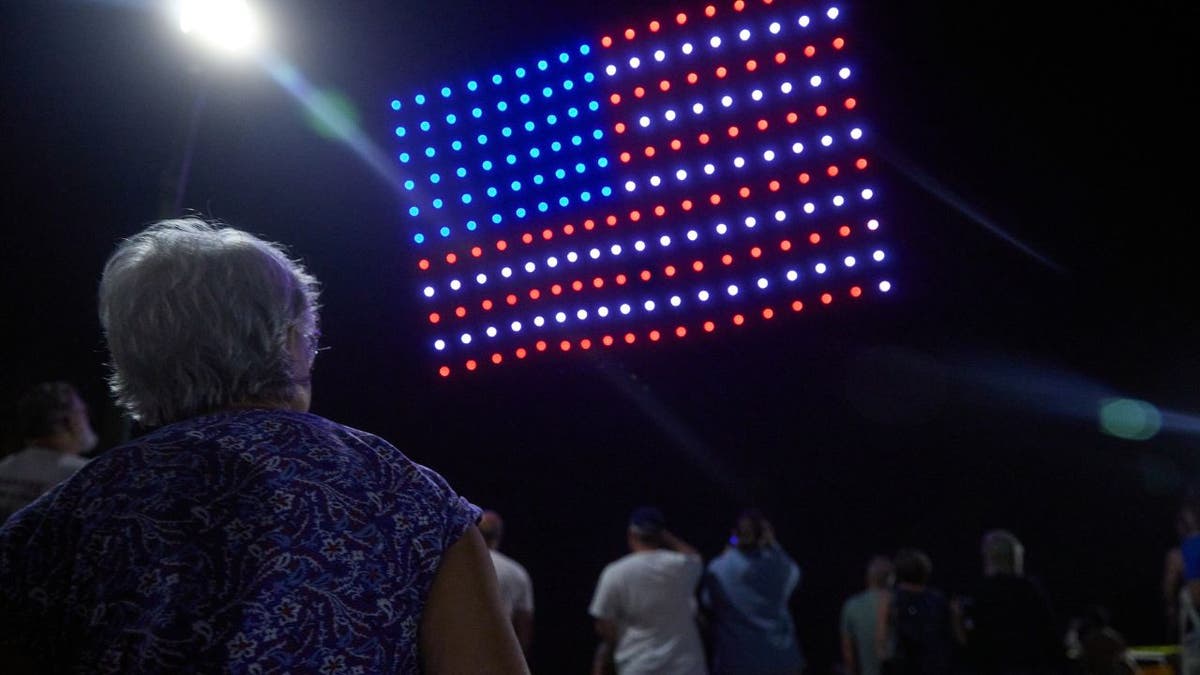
(702, 509, 804, 675)
(0, 219, 527, 675)
(0, 382, 95, 521)
(841, 556, 895, 675)
(479, 510, 535, 656)
(590, 506, 707, 675)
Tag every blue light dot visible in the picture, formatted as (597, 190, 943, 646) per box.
(524, 121, 535, 132)
(432, 198, 444, 209)
(584, 72, 595, 83)
(445, 114, 457, 124)
(580, 191, 592, 201)
(440, 226, 450, 237)
(394, 126, 406, 137)
(477, 134, 488, 145)
(551, 141, 562, 152)
(559, 196, 569, 207)
(425, 147, 436, 158)
(515, 67, 527, 78)
(537, 60, 548, 71)
(429, 173, 441, 183)
(467, 80, 478, 91)
(601, 186, 613, 196)
(571, 135, 583, 146)
(597, 157, 609, 168)
(559, 52, 569, 63)
(492, 213, 503, 224)
(533, 174, 544, 184)
(542, 87, 553, 97)
(456, 167, 467, 178)
(415, 94, 426, 105)
(506, 154, 517, 165)
(511, 180, 522, 191)
(588, 100, 600, 111)
(404, 179, 415, 190)
(554, 168, 566, 179)
(451, 140, 463, 151)
(516, 207, 527, 218)
(574, 162, 585, 173)
(440, 86, 451, 98)
(390, 99, 402, 110)
(592, 129, 603, 140)
(546, 114, 558, 125)
(492, 74, 502, 85)
(520, 94, 531, 104)
(482, 160, 493, 170)
(420, 121, 431, 131)
(466, 220, 477, 231)
(567, 107, 579, 118)
(487, 187, 498, 197)
(529, 147, 540, 158)
(497, 101, 508, 112)
(579, 44, 590, 55)
(537, 202, 549, 212)
(409, 206, 420, 216)
(461, 194, 472, 204)
(414, 233, 425, 243)
(563, 80, 575, 91)
(472, 107, 483, 118)
(398, 152, 410, 163)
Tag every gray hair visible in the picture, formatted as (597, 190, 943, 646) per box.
(99, 218, 320, 426)
(981, 529, 1025, 576)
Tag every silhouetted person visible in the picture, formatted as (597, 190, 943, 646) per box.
(878, 548, 956, 675)
(0, 382, 95, 521)
(702, 509, 803, 675)
(479, 510, 535, 657)
(589, 506, 707, 675)
(959, 530, 1059, 675)
(842, 556, 895, 675)
(1177, 496, 1200, 675)
(0, 219, 527, 674)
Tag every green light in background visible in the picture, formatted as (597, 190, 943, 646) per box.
(1099, 397, 1162, 441)
(303, 89, 360, 141)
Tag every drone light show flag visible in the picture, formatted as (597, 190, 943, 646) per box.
(388, 1, 889, 377)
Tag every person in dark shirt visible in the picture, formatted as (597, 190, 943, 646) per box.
(879, 548, 957, 675)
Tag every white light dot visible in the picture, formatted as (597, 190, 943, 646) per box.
(850, 127, 863, 140)
(733, 156, 746, 168)
(639, 116, 651, 128)
(450, 279, 462, 291)
(682, 42, 694, 54)
(624, 180, 637, 192)
(698, 290, 710, 301)
(744, 216, 757, 228)
(605, 64, 617, 76)
(751, 89, 763, 101)
(664, 109, 677, 121)
(739, 28, 751, 41)
(524, 261, 536, 273)
(832, 195, 845, 207)
(434, 339, 446, 350)
(821, 135, 833, 146)
(589, 248, 601, 259)
(501, 266, 513, 278)
(577, 309, 588, 320)
(598, 306, 609, 317)
(786, 270, 799, 282)
(659, 235, 671, 247)
(670, 295, 682, 307)
(873, 250, 885, 262)
(774, 210, 787, 222)
(763, 150, 776, 162)
(534, 316, 545, 327)
(803, 202, 815, 214)
(704, 163, 715, 175)
(687, 230, 698, 241)
(815, 263, 827, 274)
(827, 7, 840, 19)
(610, 244, 622, 255)
(566, 251, 579, 263)
(620, 303, 631, 315)
(757, 278, 769, 290)
(810, 75, 822, 87)
(460, 333, 472, 345)
(649, 175, 662, 187)
(634, 240, 646, 252)
(486, 326, 498, 338)
(715, 223, 728, 235)
(555, 311, 567, 323)
(654, 49, 666, 62)
(629, 56, 641, 69)
(721, 95, 733, 107)
(799, 15, 810, 27)
(710, 35, 722, 48)
(692, 102, 704, 114)
(844, 256, 856, 268)
(792, 141, 804, 154)
(861, 188, 874, 200)
(476, 273, 488, 284)
(868, 219, 880, 231)
(644, 300, 656, 312)
(839, 67, 851, 79)
(879, 280, 892, 293)
(546, 256, 558, 268)
(727, 284, 739, 297)
(675, 169, 688, 181)
(423, 286, 435, 298)
(511, 321, 522, 332)
(780, 82, 793, 94)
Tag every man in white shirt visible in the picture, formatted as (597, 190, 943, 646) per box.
(0, 382, 95, 521)
(589, 506, 707, 675)
(479, 510, 534, 656)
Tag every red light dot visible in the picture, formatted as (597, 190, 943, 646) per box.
(630, 210, 642, 222)
(664, 265, 677, 277)
(550, 284, 562, 295)
(572, 280, 584, 292)
(733, 0, 745, 11)
(529, 289, 541, 299)
(584, 218, 596, 230)
(593, 277, 605, 288)
(786, 112, 799, 124)
(827, 165, 839, 177)
(429, 312, 440, 324)
(614, 122, 626, 134)
(804, 45, 816, 57)
(721, 254, 733, 265)
(670, 139, 682, 151)
(775, 51, 787, 64)
(698, 132, 711, 144)
(728, 126, 739, 138)
(798, 172, 811, 184)
(560, 340, 571, 352)
(746, 59, 758, 72)
(676, 326, 688, 337)
(601, 36, 613, 48)
(445, 252, 457, 264)
(418, 259, 430, 270)
(624, 28, 635, 40)
(619, 151, 631, 163)
(640, 270, 652, 281)
(833, 37, 845, 49)
(496, 240, 508, 251)
(715, 66, 728, 78)
(580, 339, 592, 350)
(681, 199, 694, 211)
(563, 224, 575, 235)
(816, 105, 828, 117)
(757, 119, 769, 131)
(791, 300, 804, 312)
(438, 366, 450, 377)
(769, 180, 781, 192)
(470, 246, 482, 258)
(625, 333, 637, 344)
(481, 299, 493, 311)
(839, 225, 851, 237)
(542, 229, 553, 240)
(610, 94, 622, 106)
(506, 294, 518, 305)
(465, 360, 477, 371)
(856, 158, 868, 170)
(762, 308, 775, 319)
(710, 194, 721, 205)
(850, 286, 863, 298)
(687, 72, 699, 84)
(649, 330, 661, 342)
(615, 274, 627, 285)
(644, 145, 656, 157)
(654, 205, 666, 217)
(750, 246, 762, 258)
(821, 293, 833, 305)
(705, 5, 716, 17)
(659, 80, 671, 92)
(649, 20, 661, 32)
(845, 97, 857, 109)
(733, 314, 745, 326)
(606, 215, 618, 226)
(809, 233, 821, 244)
(676, 12, 687, 24)
(535, 340, 547, 351)
(602, 335, 614, 346)
(455, 306, 466, 318)
(738, 186, 751, 199)
(516, 348, 527, 359)
(491, 353, 503, 364)
(522, 233, 533, 244)
(780, 240, 792, 251)
(634, 86, 646, 98)
(693, 260, 705, 272)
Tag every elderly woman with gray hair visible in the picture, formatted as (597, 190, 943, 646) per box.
(0, 219, 528, 674)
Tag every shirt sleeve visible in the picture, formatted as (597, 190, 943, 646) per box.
(589, 566, 620, 620)
(414, 464, 481, 552)
(1183, 535, 1200, 581)
(515, 566, 534, 613)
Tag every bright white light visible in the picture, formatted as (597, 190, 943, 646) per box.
(566, 251, 578, 263)
(698, 290, 710, 301)
(821, 135, 833, 146)
(867, 218, 880, 230)
(639, 116, 651, 128)
(460, 333, 472, 345)
(704, 163, 715, 175)
(664, 109, 677, 121)
(803, 202, 816, 214)
(524, 261, 536, 273)
(434, 339, 446, 350)
(546, 256, 558, 268)
(763, 150, 776, 162)
(693, 102, 704, 114)
(634, 240, 647, 252)
(654, 49, 666, 62)
(786, 270, 799, 282)
(733, 156, 746, 168)
(710, 36, 722, 48)
(715, 223, 728, 235)
(610, 244, 622, 255)
(844, 256, 856, 267)
(555, 311, 567, 323)
(861, 188, 874, 200)
(624, 180, 637, 192)
(670, 295, 682, 307)
(534, 316, 545, 327)
(475, 273, 487, 284)
(810, 75, 822, 87)
(676, 169, 687, 181)
(727, 284, 739, 297)
(598, 306, 610, 317)
(721, 95, 733, 107)
(450, 279, 462, 291)
(589, 248, 601, 259)
(178, 0, 262, 54)
(619, 303, 632, 315)
(644, 300, 656, 311)
(832, 195, 845, 206)
(649, 175, 662, 187)
(774, 210, 786, 222)
(815, 263, 827, 274)
(605, 64, 617, 76)
(757, 278, 769, 290)
(511, 321, 522, 332)
(827, 7, 840, 19)
(791, 141, 804, 154)
(879, 280, 892, 293)
(780, 82, 793, 94)
(659, 235, 672, 246)
(744, 216, 757, 228)
(501, 266, 513, 278)
(873, 250, 885, 262)
(423, 286, 435, 298)
(577, 309, 588, 320)
(850, 127, 863, 139)
(839, 67, 852, 79)
(739, 28, 751, 41)
(687, 230, 698, 241)
(682, 42, 694, 54)
(751, 89, 763, 101)
(799, 15, 811, 27)
(628, 56, 641, 69)
(769, 21, 781, 34)
(486, 326, 498, 338)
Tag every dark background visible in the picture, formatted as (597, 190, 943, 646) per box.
(2, 1, 1198, 672)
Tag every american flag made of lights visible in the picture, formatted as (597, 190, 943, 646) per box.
(388, 0, 890, 377)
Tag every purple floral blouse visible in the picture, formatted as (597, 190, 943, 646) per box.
(0, 409, 480, 673)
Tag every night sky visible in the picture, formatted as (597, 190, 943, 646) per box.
(2, 1, 1198, 672)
